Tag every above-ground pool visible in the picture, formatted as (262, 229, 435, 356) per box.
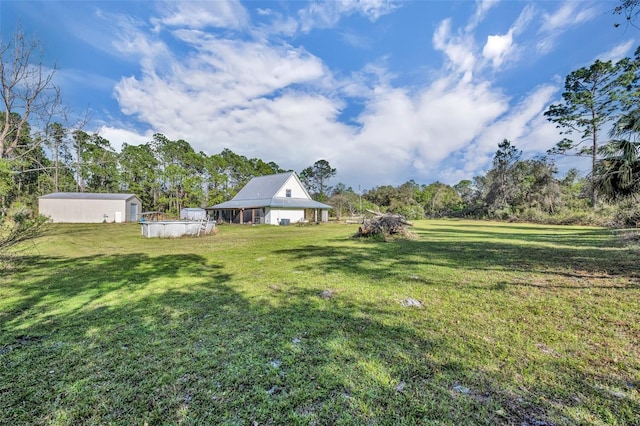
(140, 220, 216, 238)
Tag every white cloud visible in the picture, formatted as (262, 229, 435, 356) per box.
(111, 19, 521, 187)
(458, 84, 558, 175)
(466, 0, 500, 32)
(340, 77, 509, 185)
(261, 15, 299, 37)
(97, 125, 154, 152)
(540, 1, 595, 33)
(112, 28, 343, 174)
(57, 8, 152, 62)
(483, 32, 514, 68)
(153, 0, 249, 30)
(513, 3, 536, 32)
(114, 29, 327, 119)
(340, 31, 373, 49)
(298, 0, 399, 32)
(433, 19, 477, 82)
(596, 40, 635, 62)
(482, 5, 534, 69)
(102, 1, 590, 188)
(537, 1, 596, 54)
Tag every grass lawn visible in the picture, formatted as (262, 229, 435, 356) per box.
(1, 220, 638, 425)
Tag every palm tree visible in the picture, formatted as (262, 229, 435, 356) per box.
(593, 110, 640, 201)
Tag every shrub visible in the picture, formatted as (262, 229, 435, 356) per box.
(610, 200, 640, 228)
(0, 205, 49, 253)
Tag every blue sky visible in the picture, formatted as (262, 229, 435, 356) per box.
(2, 0, 636, 189)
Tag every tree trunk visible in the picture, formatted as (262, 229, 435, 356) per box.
(591, 124, 598, 208)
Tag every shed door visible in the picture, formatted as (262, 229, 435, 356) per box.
(130, 203, 138, 222)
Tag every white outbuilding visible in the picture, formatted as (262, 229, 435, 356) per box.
(38, 192, 142, 223)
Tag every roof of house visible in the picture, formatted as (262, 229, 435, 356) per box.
(210, 172, 332, 210)
(39, 192, 139, 201)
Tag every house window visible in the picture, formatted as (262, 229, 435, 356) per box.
(286, 189, 291, 198)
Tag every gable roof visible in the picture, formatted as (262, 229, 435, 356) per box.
(233, 172, 303, 200)
(39, 192, 139, 201)
(210, 172, 332, 210)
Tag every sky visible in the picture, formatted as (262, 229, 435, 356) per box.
(1, 0, 637, 190)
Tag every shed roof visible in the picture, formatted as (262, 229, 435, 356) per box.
(39, 192, 139, 201)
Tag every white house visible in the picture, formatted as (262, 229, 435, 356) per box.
(38, 192, 142, 223)
(209, 172, 331, 225)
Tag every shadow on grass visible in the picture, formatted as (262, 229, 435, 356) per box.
(1, 238, 638, 425)
(1, 253, 231, 332)
(1, 253, 502, 425)
(416, 224, 614, 248)
(274, 235, 639, 289)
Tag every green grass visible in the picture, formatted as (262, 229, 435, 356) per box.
(1, 220, 638, 425)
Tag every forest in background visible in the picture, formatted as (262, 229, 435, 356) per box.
(2, 121, 638, 228)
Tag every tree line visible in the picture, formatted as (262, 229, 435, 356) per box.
(1, 124, 295, 215)
(334, 140, 592, 224)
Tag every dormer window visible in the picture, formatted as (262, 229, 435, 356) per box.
(286, 189, 291, 198)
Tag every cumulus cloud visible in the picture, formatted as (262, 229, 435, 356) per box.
(111, 14, 518, 187)
(483, 32, 514, 68)
(339, 77, 509, 185)
(112, 26, 346, 174)
(98, 126, 155, 152)
(482, 4, 534, 69)
(115, 29, 327, 116)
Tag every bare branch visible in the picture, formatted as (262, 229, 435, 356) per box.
(0, 24, 62, 159)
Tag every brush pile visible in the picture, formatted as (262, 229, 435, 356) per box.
(353, 211, 414, 239)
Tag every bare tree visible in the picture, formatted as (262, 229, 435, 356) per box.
(1, 24, 62, 160)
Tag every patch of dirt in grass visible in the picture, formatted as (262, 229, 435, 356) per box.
(295, 402, 319, 417)
(319, 289, 336, 300)
(513, 274, 637, 289)
(498, 392, 557, 426)
(535, 343, 560, 357)
(1, 334, 48, 354)
(450, 384, 493, 403)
